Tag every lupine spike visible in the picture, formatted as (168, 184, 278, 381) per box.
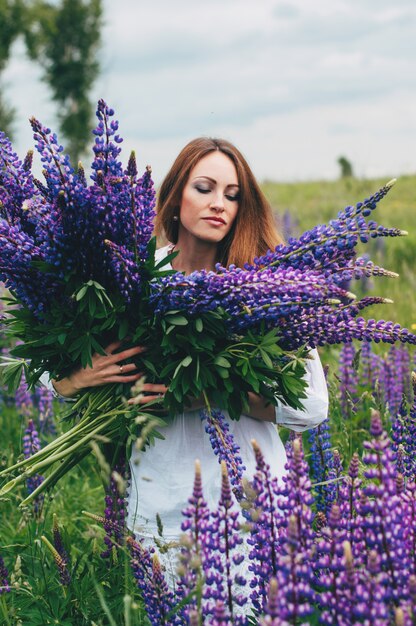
(41, 535, 70, 585)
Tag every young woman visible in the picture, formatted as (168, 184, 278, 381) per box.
(51, 137, 328, 547)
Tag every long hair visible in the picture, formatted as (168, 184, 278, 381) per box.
(154, 137, 284, 268)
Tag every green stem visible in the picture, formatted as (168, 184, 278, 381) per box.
(0, 596, 11, 626)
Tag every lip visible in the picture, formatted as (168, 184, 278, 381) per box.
(202, 217, 226, 225)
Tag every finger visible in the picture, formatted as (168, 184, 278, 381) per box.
(104, 340, 123, 355)
(113, 363, 140, 376)
(109, 345, 147, 364)
(131, 394, 165, 405)
(103, 373, 143, 384)
(142, 383, 168, 394)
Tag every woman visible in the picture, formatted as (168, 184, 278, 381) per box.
(51, 137, 328, 546)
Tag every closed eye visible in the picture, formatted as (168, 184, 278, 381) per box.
(225, 194, 240, 202)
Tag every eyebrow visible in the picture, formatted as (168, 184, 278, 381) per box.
(193, 176, 239, 188)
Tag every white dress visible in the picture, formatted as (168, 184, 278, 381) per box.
(126, 245, 329, 540)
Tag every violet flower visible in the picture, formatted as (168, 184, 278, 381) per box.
(308, 418, 336, 515)
(202, 461, 248, 621)
(357, 410, 410, 604)
(0, 554, 10, 595)
(391, 373, 416, 481)
(246, 440, 282, 614)
(22, 419, 44, 510)
(127, 536, 182, 625)
(200, 408, 246, 500)
(41, 535, 71, 586)
(338, 343, 359, 417)
(101, 461, 128, 561)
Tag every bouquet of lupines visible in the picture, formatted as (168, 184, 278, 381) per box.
(0, 99, 415, 505)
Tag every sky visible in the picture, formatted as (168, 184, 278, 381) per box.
(3, 0, 416, 183)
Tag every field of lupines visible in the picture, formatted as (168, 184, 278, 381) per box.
(1, 174, 416, 623)
(1, 110, 416, 625)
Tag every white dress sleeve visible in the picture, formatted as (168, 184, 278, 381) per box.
(274, 348, 329, 432)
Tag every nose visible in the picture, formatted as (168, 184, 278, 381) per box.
(209, 191, 225, 212)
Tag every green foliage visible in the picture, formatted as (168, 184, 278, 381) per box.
(0, 0, 25, 135)
(141, 312, 309, 421)
(2, 278, 124, 384)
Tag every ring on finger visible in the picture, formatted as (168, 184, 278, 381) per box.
(119, 364, 124, 374)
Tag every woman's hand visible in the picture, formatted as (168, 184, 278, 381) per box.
(52, 340, 147, 398)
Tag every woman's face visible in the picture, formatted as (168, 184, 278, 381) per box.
(177, 151, 240, 246)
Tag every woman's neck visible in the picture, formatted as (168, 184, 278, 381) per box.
(171, 235, 218, 274)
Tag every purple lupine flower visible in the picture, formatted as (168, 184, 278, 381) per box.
(337, 452, 364, 558)
(15, 375, 33, 418)
(52, 514, 69, 572)
(347, 549, 390, 625)
(280, 210, 299, 241)
(202, 461, 247, 621)
(34, 385, 56, 436)
(22, 419, 44, 509)
(357, 410, 410, 604)
(275, 514, 315, 623)
(402, 481, 416, 577)
(391, 373, 416, 481)
(0, 554, 10, 594)
(246, 440, 282, 614)
(308, 418, 336, 515)
(338, 343, 359, 417)
(360, 340, 373, 388)
(0, 131, 38, 227)
(177, 459, 210, 615)
(313, 503, 350, 624)
(277, 437, 315, 553)
(41, 535, 71, 586)
(127, 536, 182, 626)
(386, 345, 412, 417)
(101, 461, 128, 561)
(251, 179, 397, 273)
(134, 166, 156, 264)
(200, 408, 246, 500)
(50, 514, 70, 585)
(1, 100, 157, 318)
(259, 578, 304, 626)
(150, 260, 416, 350)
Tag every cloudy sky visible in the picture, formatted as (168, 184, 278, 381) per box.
(3, 0, 416, 182)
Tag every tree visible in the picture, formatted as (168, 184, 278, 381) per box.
(337, 156, 354, 179)
(0, 0, 25, 137)
(24, 0, 102, 164)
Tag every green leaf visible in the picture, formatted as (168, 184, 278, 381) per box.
(118, 318, 129, 340)
(75, 285, 88, 301)
(214, 356, 231, 368)
(172, 355, 193, 379)
(166, 315, 188, 326)
(259, 348, 274, 369)
(195, 318, 203, 332)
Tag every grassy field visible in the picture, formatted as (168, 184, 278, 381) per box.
(263, 174, 416, 330)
